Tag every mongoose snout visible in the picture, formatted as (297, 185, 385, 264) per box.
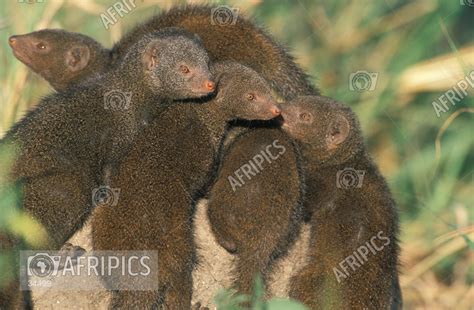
(192, 77, 215, 96)
(253, 95, 280, 119)
(280, 104, 312, 123)
(185, 67, 215, 95)
(8, 34, 36, 67)
(244, 95, 280, 120)
(205, 80, 215, 91)
(271, 105, 281, 116)
(279, 104, 313, 140)
(260, 96, 281, 116)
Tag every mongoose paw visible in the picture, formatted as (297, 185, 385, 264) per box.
(217, 238, 237, 254)
(56, 242, 86, 269)
(59, 242, 86, 257)
(192, 302, 209, 310)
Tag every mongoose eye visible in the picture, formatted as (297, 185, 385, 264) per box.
(300, 113, 312, 122)
(246, 93, 255, 101)
(36, 42, 46, 50)
(180, 65, 190, 74)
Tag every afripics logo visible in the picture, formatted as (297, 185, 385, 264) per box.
(100, 0, 138, 30)
(332, 231, 391, 283)
(227, 139, 286, 191)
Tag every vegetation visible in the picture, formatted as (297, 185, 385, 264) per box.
(0, 0, 472, 308)
(214, 277, 308, 309)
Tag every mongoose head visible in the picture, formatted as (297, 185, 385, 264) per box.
(8, 29, 109, 92)
(280, 96, 364, 164)
(134, 27, 215, 100)
(212, 61, 281, 121)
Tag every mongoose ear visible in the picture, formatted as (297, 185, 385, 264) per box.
(66, 45, 90, 72)
(215, 70, 231, 88)
(143, 46, 159, 71)
(213, 72, 228, 101)
(326, 114, 350, 150)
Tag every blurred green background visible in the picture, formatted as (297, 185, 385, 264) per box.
(0, 0, 473, 308)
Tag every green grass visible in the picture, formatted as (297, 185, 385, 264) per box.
(214, 276, 308, 309)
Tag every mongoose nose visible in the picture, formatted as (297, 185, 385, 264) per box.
(8, 36, 17, 46)
(205, 81, 215, 92)
(271, 107, 281, 116)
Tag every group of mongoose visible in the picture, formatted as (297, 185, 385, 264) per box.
(0, 4, 401, 309)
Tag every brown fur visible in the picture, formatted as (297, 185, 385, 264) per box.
(0, 232, 32, 309)
(91, 62, 280, 308)
(6, 5, 327, 307)
(280, 96, 401, 309)
(0, 28, 214, 309)
(118, 10, 319, 300)
(206, 127, 304, 298)
(8, 29, 110, 92)
(111, 4, 316, 98)
(10, 5, 316, 98)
